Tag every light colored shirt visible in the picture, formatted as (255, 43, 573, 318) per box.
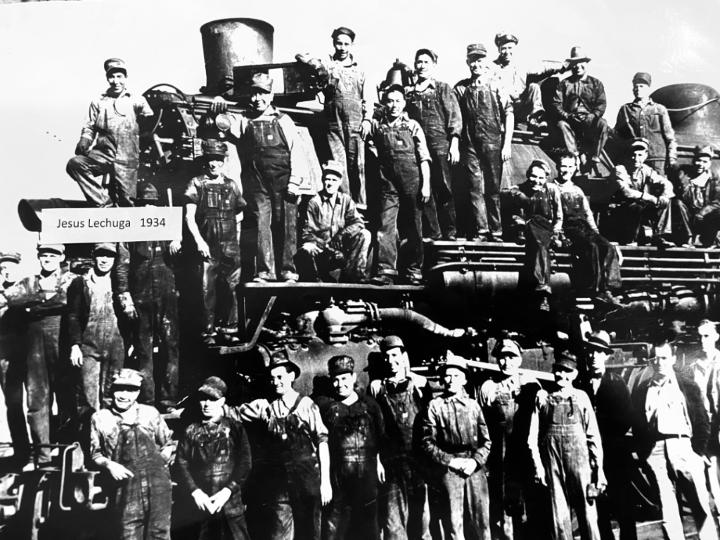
(645, 374, 693, 437)
(301, 191, 364, 247)
(237, 394, 328, 446)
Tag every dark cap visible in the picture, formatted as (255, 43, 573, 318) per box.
(321, 160, 344, 179)
(492, 338, 522, 358)
(111, 368, 143, 388)
(0, 252, 21, 264)
(466, 43, 487, 58)
(586, 330, 612, 353)
(197, 376, 227, 400)
(250, 72, 273, 93)
(202, 139, 228, 158)
(695, 145, 715, 158)
(630, 137, 649, 151)
(93, 242, 117, 255)
(137, 182, 160, 202)
(632, 72, 652, 86)
(331, 26, 356, 42)
(37, 243, 65, 255)
(415, 48, 438, 63)
(380, 335, 405, 352)
(268, 350, 301, 377)
(328, 355, 355, 377)
(552, 350, 578, 371)
(104, 58, 127, 76)
(566, 46, 591, 63)
(494, 33, 518, 47)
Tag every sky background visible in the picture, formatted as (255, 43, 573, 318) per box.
(2, 0, 720, 272)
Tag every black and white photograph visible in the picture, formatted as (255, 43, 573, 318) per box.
(2, 0, 720, 538)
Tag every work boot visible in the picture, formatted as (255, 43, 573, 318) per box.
(653, 236, 675, 249)
(253, 271, 275, 283)
(280, 271, 299, 283)
(595, 290, 623, 307)
(371, 274, 395, 286)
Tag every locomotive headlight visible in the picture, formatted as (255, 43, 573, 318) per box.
(215, 114, 231, 132)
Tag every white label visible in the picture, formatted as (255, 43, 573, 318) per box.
(39, 207, 182, 244)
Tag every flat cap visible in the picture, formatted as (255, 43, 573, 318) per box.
(250, 72, 273, 93)
(494, 33, 518, 47)
(93, 242, 117, 255)
(104, 58, 127, 76)
(201, 139, 228, 158)
(630, 137, 649, 151)
(380, 335, 405, 352)
(632, 72, 652, 86)
(415, 48, 438, 63)
(197, 376, 227, 399)
(37, 244, 65, 255)
(695, 145, 715, 158)
(552, 350, 578, 371)
(566, 46, 591, 63)
(331, 26, 356, 41)
(321, 160, 344, 179)
(112, 368, 143, 388)
(137, 182, 160, 202)
(0, 252, 21, 264)
(439, 351, 469, 375)
(466, 43, 487, 58)
(268, 350, 301, 377)
(493, 338, 522, 358)
(328, 355, 355, 377)
(586, 330, 612, 353)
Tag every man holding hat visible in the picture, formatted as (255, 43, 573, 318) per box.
(671, 145, 720, 247)
(421, 352, 491, 540)
(368, 335, 430, 540)
(479, 335, 542, 540)
(236, 352, 331, 540)
(493, 32, 569, 129)
(607, 137, 674, 246)
(185, 139, 245, 345)
(298, 160, 370, 282)
(176, 376, 252, 540)
(225, 72, 303, 283)
(528, 350, 604, 540)
(4, 244, 75, 466)
(577, 331, 636, 540)
(90, 368, 174, 540)
(67, 242, 125, 420)
(405, 48, 462, 241)
(455, 42, 514, 241)
(551, 46, 609, 176)
(319, 355, 386, 540)
(117, 182, 181, 407)
(631, 330, 716, 540)
(614, 72, 677, 172)
(66, 58, 155, 207)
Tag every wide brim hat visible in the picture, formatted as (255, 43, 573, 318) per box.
(566, 46, 591, 64)
(585, 330, 612, 353)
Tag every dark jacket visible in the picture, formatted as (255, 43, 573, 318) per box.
(631, 368, 709, 458)
(578, 371, 632, 445)
(66, 272, 121, 346)
(551, 74, 607, 120)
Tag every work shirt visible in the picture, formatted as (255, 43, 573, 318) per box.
(454, 74, 513, 142)
(615, 164, 674, 200)
(90, 403, 174, 462)
(510, 181, 564, 233)
(5, 270, 76, 322)
(684, 350, 720, 420)
(323, 54, 373, 122)
(301, 191, 365, 247)
(79, 88, 153, 163)
(679, 171, 720, 211)
(554, 180, 598, 232)
(615, 99, 677, 163)
(66, 268, 118, 347)
(369, 112, 432, 164)
(552, 74, 607, 119)
(645, 375, 693, 438)
(492, 59, 560, 101)
(405, 78, 462, 146)
(421, 391, 492, 468)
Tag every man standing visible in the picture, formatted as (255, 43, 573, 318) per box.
(298, 160, 370, 283)
(237, 354, 331, 540)
(551, 47, 609, 176)
(66, 58, 154, 207)
(185, 139, 244, 345)
(227, 73, 303, 283)
(319, 355, 385, 540)
(405, 48, 462, 241)
(0, 253, 21, 292)
(507, 160, 563, 311)
(528, 350, 604, 540)
(421, 354, 492, 540)
(67, 243, 125, 420)
(117, 182, 181, 408)
(455, 43, 514, 241)
(672, 145, 720, 247)
(608, 138, 674, 246)
(614, 72, 677, 172)
(577, 331, 636, 540)
(90, 369, 174, 540)
(176, 376, 252, 540)
(552, 152, 621, 305)
(4, 244, 75, 466)
(478, 335, 541, 540)
(369, 85, 431, 285)
(631, 331, 717, 540)
(368, 335, 430, 540)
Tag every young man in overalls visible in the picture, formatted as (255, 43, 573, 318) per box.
(507, 160, 563, 311)
(89, 368, 174, 540)
(478, 336, 542, 540)
(369, 85, 431, 286)
(236, 353, 331, 540)
(368, 335, 430, 540)
(528, 350, 604, 540)
(185, 139, 245, 345)
(176, 376, 252, 540)
(405, 48, 462, 241)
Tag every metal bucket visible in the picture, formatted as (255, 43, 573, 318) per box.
(651, 83, 720, 148)
(199, 18, 274, 94)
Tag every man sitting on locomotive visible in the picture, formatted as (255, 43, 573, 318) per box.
(297, 160, 370, 282)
